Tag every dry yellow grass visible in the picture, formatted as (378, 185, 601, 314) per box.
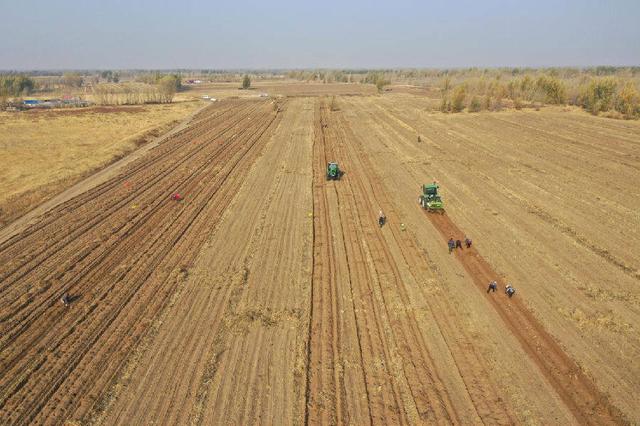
(0, 100, 201, 225)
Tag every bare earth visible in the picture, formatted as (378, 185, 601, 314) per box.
(0, 92, 638, 425)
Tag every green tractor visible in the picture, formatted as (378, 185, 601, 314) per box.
(419, 182, 444, 213)
(326, 162, 341, 180)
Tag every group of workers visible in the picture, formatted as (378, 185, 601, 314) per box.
(487, 280, 516, 297)
(447, 236, 517, 298)
(376, 211, 517, 298)
(447, 236, 472, 253)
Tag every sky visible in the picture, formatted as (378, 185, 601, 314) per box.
(1, 0, 639, 70)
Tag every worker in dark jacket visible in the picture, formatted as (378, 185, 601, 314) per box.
(378, 210, 386, 227)
(448, 238, 455, 253)
(505, 283, 516, 298)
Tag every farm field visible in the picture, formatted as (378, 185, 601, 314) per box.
(179, 79, 378, 100)
(0, 93, 639, 425)
(0, 101, 203, 226)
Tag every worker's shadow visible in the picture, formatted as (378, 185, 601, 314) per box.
(65, 293, 82, 304)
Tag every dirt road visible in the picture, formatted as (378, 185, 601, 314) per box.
(0, 95, 637, 425)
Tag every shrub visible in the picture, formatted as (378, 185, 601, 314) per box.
(580, 77, 617, 114)
(451, 85, 466, 112)
(375, 77, 390, 93)
(468, 96, 482, 112)
(615, 83, 640, 118)
(440, 96, 450, 112)
(536, 75, 566, 104)
(483, 95, 492, 110)
(242, 75, 251, 89)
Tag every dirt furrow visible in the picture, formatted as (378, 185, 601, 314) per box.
(0, 101, 259, 293)
(332, 100, 516, 425)
(0, 99, 281, 424)
(427, 211, 627, 425)
(96, 98, 311, 426)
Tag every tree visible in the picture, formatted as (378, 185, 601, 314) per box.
(242, 75, 251, 89)
(375, 77, 389, 93)
(62, 72, 84, 88)
(0, 75, 35, 96)
(580, 77, 617, 114)
(157, 75, 179, 103)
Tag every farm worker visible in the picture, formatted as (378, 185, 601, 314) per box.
(465, 237, 472, 248)
(171, 193, 183, 201)
(448, 238, 455, 253)
(487, 281, 497, 293)
(455, 239, 463, 249)
(378, 210, 385, 227)
(505, 284, 516, 298)
(61, 293, 70, 307)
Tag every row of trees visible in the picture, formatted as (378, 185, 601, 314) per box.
(100, 70, 120, 83)
(1, 75, 35, 96)
(286, 70, 355, 83)
(362, 72, 390, 92)
(439, 74, 640, 118)
(92, 75, 180, 105)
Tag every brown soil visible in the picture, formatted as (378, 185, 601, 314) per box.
(0, 95, 638, 425)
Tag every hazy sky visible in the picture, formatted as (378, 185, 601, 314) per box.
(1, 0, 639, 69)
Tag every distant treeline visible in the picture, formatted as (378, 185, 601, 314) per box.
(429, 69, 640, 119)
(1, 75, 36, 97)
(93, 74, 181, 105)
(1, 72, 183, 106)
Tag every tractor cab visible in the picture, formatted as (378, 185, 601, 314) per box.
(327, 162, 341, 180)
(423, 183, 439, 199)
(419, 182, 444, 213)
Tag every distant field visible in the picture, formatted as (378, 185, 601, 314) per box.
(178, 79, 377, 100)
(0, 101, 201, 225)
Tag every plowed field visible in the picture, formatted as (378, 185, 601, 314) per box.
(1, 95, 638, 425)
